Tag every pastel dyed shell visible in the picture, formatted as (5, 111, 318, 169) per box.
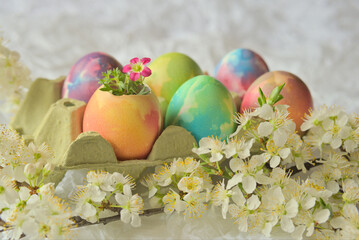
(214, 48, 269, 96)
(83, 89, 163, 160)
(144, 52, 203, 105)
(165, 75, 237, 142)
(62, 52, 122, 103)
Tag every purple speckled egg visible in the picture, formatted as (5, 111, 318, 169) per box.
(214, 49, 269, 96)
(62, 52, 122, 103)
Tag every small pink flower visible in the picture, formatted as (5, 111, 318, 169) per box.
(123, 57, 152, 81)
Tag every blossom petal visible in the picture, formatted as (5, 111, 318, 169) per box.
(131, 214, 141, 227)
(237, 216, 248, 232)
(81, 202, 96, 218)
(242, 175, 256, 194)
(121, 209, 131, 223)
(258, 122, 273, 137)
(273, 129, 288, 147)
(262, 222, 273, 237)
(270, 156, 281, 168)
(285, 199, 298, 218)
(301, 195, 316, 210)
(122, 64, 132, 73)
(291, 225, 306, 239)
(229, 158, 243, 172)
(129, 72, 140, 81)
(210, 152, 223, 162)
(314, 209, 330, 224)
(130, 57, 139, 64)
(279, 148, 291, 159)
(246, 195, 260, 210)
(141, 66, 152, 77)
(140, 57, 151, 65)
(330, 216, 346, 229)
(231, 186, 245, 206)
(281, 216, 295, 233)
(115, 193, 129, 205)
(221, 198, 229, 219)
(227, 173, 242, 189)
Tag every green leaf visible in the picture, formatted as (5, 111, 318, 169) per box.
(258, 97, 263, 106)
(268, 83, 285, 106)
(258, 87, 266, 105)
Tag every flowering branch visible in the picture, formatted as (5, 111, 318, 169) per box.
(1, 82, 359, 240)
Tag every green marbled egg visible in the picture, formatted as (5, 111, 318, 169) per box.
(165, 75, 237, 142)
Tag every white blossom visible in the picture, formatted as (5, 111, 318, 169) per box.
(182, 192, 207, 219)
(211, 179, 244, 219)
(331, 204, 359, 238)
(223, 137, 254, 159)
(171, 157, 200, 175)
(192, 137, 225, 162)
(231, 109, 253, 137)
(228, 195, 261, 232)
(115, 184, 144, 227)
(86, 170, 114, 192)
(0, 37, 31, 114)
(162, 189, 186, 214)
(154, 163, 173, 186)
(262, 139, 291, 168)
(301, 105, 329, 131)
(0, 175, 18, 208)
(261, 187, 298, 233)
(177, 176, 203, 193)
(70, 184, 106, 222)
(342, 179, 359, 203)
(229, 155, 265, 193)
(141, 174, 158, 198)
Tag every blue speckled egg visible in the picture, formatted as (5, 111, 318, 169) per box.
(165, 75, 237, 142)
(62, 52, 122, 103)
(214, 48, 269, 96)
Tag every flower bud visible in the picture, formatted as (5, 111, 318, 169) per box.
(43, 163, 54, 176)
(35, 160, 45, 173)
(39, 183, 55, 196)
(24, 163, 36, 178)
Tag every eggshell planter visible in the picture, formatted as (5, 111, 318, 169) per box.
(10, 77, 197, 185)
(83, 86, 163, 160)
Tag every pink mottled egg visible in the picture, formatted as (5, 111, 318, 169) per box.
(214, 48, 269, 97)
(241, 71, 313, 132)
(83, 88, 163, 160)
(62, 52, 122, 103)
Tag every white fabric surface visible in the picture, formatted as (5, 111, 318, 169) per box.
(1, 0, 359, 239)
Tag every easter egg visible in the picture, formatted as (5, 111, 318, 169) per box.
(62, 52, 122, 103)
(165, 75, 237, 142)
(241, 71, 313, 132)
(144, 52, 203, 107)
(214, 48, 269, 96)
(83, 88, 163, 160)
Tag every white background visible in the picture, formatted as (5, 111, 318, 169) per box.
(1, 0, 359, 239)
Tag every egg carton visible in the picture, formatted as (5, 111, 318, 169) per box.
(10, 77, 197, 185)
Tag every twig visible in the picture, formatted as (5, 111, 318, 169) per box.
(287, 159, 322, 176)
(70, 207, 164, 229)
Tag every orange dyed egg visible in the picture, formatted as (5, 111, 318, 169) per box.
(83, 88, 163, 160)
(241, 71, 313, 132)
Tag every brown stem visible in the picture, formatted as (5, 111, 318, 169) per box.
(70, 207, 164, 229)
(286, 158, 322, 176)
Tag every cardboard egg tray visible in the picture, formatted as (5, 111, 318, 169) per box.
(10, 77, 197, 185)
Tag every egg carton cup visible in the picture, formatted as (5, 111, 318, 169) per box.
(10, 77, 197, 185)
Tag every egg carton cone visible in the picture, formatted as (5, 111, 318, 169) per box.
(10, 77, 197, 185)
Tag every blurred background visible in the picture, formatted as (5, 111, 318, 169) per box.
(1, 0, 359, 114)
(1, 1, 359, 238)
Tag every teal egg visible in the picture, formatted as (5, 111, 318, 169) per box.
(165, 75, 237, 142)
